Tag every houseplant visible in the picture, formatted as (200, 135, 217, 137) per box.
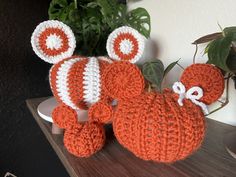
(48, 0, 151, 56)
(193, 26, 236, 158)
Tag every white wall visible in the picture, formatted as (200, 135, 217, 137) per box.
(128, 0, 236, 125)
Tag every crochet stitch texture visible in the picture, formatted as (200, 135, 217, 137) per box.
(102, 61, 145, 100)
(113, 89, 206, 163)
(180, 64, 224, 105)
(64, 122, 105, 157)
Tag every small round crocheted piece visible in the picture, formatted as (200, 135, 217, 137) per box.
(88, 102, 113, 123)
(52, 104, 78, 129)
(102, 62, 145, 100)
(180, 64, 224, 105)
(106, 26, 145, 63)
(64, 122, 105, 157)
(31, 20, 76, 64)
(113, 90, 205, 163)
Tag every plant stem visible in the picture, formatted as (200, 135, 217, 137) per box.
(177, 63, 185, 70)
(74, 0, 78, 9)
(205, 73, 232, 116)
(193, 44, 198, 64)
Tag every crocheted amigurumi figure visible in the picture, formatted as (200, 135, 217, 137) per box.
(103, 62, 224, 163)
(31, 20, 146, 157)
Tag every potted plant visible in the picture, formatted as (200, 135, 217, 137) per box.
(193, 26, 236, 158)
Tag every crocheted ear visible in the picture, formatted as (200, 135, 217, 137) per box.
(106, 26, 145, 63)
(31, 20, 76, 64)
(102, 62, 145, 100)
(180, 64, 225, 105)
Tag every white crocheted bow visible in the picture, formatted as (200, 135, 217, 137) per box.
(172, 82, 209, 114)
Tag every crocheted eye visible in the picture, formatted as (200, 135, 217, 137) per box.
(180, 64, 225, 105)
(102, 62, 145, 100)
(106, 26, 145, 63)
(31, 20, 76, 64)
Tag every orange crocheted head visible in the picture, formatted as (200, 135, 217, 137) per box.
(64, 122, 105, 157)
(180, 64, 224, 104)
(102, 62, 145, 100)
(113, 89, 206, 163)
(88, 101, 113, 124)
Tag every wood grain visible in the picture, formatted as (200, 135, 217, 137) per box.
(26, 97, 236, 177)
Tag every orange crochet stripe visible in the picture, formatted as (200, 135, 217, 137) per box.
(180, 64, 224, 105)
(38, 27, 69, 57)
(88, 102, 113, 124)
(52, 104, 78, 129)
(64, 122, 105, 157)
(113, 33, 139, 62)
(113, 89, 205, 163)
(102, 62, 145, 100)
(67, 57, 88, 109)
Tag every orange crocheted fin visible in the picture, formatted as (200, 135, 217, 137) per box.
(102, 61, 145, 100)
(180, 64, 224, 105)
(88, 102, 113, 124)
(64, 122, 105, 157)
(52, 104, 78, 129)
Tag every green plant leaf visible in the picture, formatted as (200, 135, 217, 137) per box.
(226, 48, 236, 72)
(192, 32, 222, 44)
(126, 7, 151, 38)
(207, 36, 233, 71)
(142, 60, 164, 91)
(164, 59, 180, 77)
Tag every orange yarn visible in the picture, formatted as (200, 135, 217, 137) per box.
(113, 33, 139, 61)
(38, 28, 69, 57)
(52, 104, 78, 129)
(64, 122, 105, 157)
(180, 64, 224, 105)
(102, 62, 145, 100)
(113, 89, 205, 163)
(88, 102, 113, 124)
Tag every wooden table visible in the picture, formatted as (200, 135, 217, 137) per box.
(26, 97, 236, 177)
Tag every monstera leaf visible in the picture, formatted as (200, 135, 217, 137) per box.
(126, 8, 151, 38)
(48, 0, 151, 55)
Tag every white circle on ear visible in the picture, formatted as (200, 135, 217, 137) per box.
(31, 20, 76, 64)
(106, 26, 145, 63)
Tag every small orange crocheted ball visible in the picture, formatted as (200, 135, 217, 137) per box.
(64, 122, 105, 157)
(52, 104, 78, 129)
(88, 102, 113, 124)
(113, 90, 205, 163)
(102, 62, 145, 100)
(180, 64, 224, 104)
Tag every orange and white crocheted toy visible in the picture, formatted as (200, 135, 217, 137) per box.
(102, 62, 224, 163)
(31, 20, 146, 157)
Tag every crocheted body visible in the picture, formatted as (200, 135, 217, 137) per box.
(180, 64, 224, 104)
(113, 90, 205, 163)
(50, 56, 112, 110)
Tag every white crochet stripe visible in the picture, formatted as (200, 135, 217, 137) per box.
(56, 57, 82, 109)
(49, 65, 54, 91)
(106, 26, 145, 63)
(83, 57, 101, 105)
(31, 20, 76, 64)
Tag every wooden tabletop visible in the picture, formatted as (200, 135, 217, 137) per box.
(26, 97, 236, 177)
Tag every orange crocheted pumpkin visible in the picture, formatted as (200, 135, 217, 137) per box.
(50, 56, 112, 110)
(180, 64, 224, 105)
(113, 89, 206, 163)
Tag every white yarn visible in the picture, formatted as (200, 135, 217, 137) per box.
(56, 57, 82, 109)
(31, 20, 76, 64)
(172, 82, 209, 114)
(83, 57, 101, 105)
(46, 34, 62, 50)
(106, 26, 145, 63)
